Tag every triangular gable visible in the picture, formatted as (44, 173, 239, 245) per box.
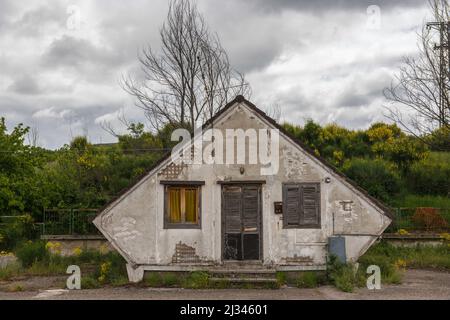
(95, 95, 394, 220)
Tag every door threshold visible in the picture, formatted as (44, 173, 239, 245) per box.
(222, 260, 263, 265)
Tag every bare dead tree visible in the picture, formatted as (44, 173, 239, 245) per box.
(27, 126, 39, 147)
(122, 0, 251, 133)
(99, 109, 133, 138)
(384, 0, 450, 149)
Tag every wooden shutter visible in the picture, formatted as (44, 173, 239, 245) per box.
(283, 185, 301, 226)
(300, 184, 320, 227)
(242, 186, 259, 232)
(223, 186, 242, 233)
(283, 183, 320, 228)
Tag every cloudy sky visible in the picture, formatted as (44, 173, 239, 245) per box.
(0, 0, 432, 149)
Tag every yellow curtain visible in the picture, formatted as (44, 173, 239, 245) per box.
(185, 188, 197, 223)
(169, 188, 181, 223)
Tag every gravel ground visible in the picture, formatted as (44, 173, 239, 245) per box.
(0, 269, 449, 300)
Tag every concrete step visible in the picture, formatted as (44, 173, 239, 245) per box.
(209, 277, 277, 284)
(210, 270, 276, 279)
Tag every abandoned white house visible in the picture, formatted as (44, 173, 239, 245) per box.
(94, 95, 392, 282)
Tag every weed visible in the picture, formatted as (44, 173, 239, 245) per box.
(81, 276, 101, 289)
(182, 271, 209, 289)
(8, 284, 23, 292)
(15, 241, 49, 268)
(276, 272, 287, 285)
(145, 272, 163, 287)
(295, 272, 319, 288)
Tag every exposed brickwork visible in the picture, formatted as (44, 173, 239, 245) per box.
(159, 162, 187, 179)
(172, 242, 200, 263)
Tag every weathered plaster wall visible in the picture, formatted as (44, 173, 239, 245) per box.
(94, 102, 391, 269)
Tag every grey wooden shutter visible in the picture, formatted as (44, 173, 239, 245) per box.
(223, 186, 242, 233)
(283, 184, 301, 226)
(300, 183, 320, 227)
(242, 186, 259, 231)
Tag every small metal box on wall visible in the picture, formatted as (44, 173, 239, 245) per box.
(328, 236, 346, 263)
(274, 202, 282, 214)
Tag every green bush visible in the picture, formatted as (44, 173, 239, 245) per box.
(327, 255, 363, 293)
(295, 272, 320, 288)
(182, 271, 209, 289)
(407, 153, 450, 196)
(0, 215, 39, 251)
(15, 241, 49, 268)
(81, 276, 101, 289)
(342, 158, 402, 202)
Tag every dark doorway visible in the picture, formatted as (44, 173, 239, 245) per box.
(222, 184, 262, 261)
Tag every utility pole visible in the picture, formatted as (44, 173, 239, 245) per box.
(427, 21, 450, 128)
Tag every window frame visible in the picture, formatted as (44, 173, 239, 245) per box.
(162, 181, 204, 229)
(282, 182, 321, 229)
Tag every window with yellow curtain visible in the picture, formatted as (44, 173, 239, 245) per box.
(166, 186, 200, 227)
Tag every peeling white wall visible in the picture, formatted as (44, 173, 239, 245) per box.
(94, 102, 391, 268)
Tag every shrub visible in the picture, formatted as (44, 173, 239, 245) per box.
(15, 241, 49, 268)
(412, 208, 448, 231)
(0, 262, 21, 280)
(0, 215, 39, 251)
(81, 276, 101, 289)
(327, 255, 363, 292)
(145, 272, 163, 287)
(408, 153, 450, 196)
(295, 272, 320, 288)
(342, 158, 401, 202)
(182, 271, 209, 289)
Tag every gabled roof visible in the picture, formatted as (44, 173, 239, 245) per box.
(97, 95, 394, 219)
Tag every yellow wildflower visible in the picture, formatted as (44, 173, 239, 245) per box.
(397, 229, 409, 236)
(394, 259, 407, 270)
(72, 247, 83, 256)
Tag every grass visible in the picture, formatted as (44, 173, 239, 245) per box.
(7, 284, 23, 292)
(275, 271, 326, 289)
(3, 243, 129, 290)
(3, 240, 449, 293)
(0, 262, 21, 281)
(360, 241, 450, 271)
(182, 271, 210, 289)
(144, 271, 208, 288)
(295, 272, 323, 288)
(391, 194, 450, 209)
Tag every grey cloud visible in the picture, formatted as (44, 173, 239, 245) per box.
(12, 3, 66, 37)
(0, 0, 431, 148)
(42, 36, 120, 68)
(248, 0, 426, 13)
(8, 74, 44, 95)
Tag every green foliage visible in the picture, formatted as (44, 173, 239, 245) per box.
(0, 262, 21, 281)
(327, 255, 364, 293)
(182, 271, 210, 289)
(81, 276, 101, 289)
(391, 194, 450, 208)
(295, 272, 321, 288)
(0, 214, 39, 251)
(15, 241, 49, 268)
(426, 126, 450, 151)
(276, 271, 287, 285)
(407, 152, 450, 196)
(342, 158, 402, 202)
(361, 242, 450, 270)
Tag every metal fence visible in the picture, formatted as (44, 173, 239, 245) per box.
(42, 208, 100, 235)
(386, 207, 450, 233)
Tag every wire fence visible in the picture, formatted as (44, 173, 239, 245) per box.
(42, 208, 100, 236)
(385, 207, 450, 233)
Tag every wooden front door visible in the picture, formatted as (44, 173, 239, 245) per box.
(222, 184, 262, 261)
